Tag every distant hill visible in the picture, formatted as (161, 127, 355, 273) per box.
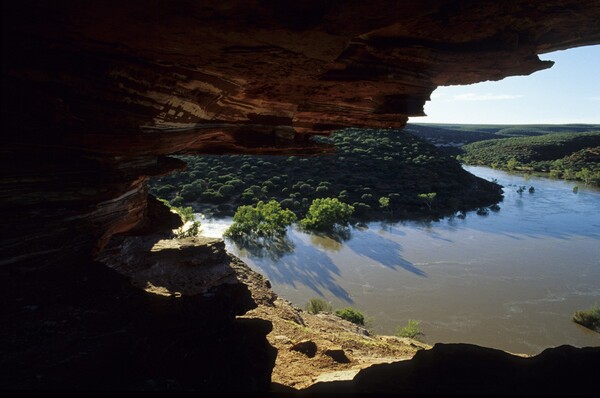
(406, 123, 600, 185)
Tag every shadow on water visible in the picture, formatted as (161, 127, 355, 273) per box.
(344, 229, 428, 277)
(228, 234, 295, 262)
(228, 231, 355, 303)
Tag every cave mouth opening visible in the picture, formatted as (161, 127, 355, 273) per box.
(3, 1, 600, 392)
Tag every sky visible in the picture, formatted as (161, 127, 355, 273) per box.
(411, 44, 600, 125)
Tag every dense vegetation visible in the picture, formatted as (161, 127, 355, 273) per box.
(457, 132, 600, 184)
(149, 128, 501, 221)
(408, 123, 600, 186)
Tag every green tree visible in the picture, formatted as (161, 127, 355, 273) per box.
(572, 305, 600, 332)
(576, 168, 592, 184)
(417, 192, 437, 210)
(335, 307, 365, 325)
(299, 198, 354, 232)
(305, 298, 333, 314)
(379, 196, 390, 211)
(396, 319, 424, 340)
(506, 158, 520, 171)
(224, 200, 296, 239)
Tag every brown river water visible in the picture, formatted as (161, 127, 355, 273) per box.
(198, 166, 600, 355)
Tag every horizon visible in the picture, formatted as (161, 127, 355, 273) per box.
(411, 121, 600, 126)
(411, 44, 600, 125)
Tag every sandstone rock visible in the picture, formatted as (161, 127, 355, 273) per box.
(125, 193, 183, 236)
(273, 335, 293, 345)
(303, 343, 600, 395)
(98, 235, 235, 296)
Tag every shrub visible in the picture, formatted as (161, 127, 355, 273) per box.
(224, 200, 297, 239)
(572, 305, 600, 332)
(218, 184, 236, 197)
(379, 196, 390, 209)
(417, 192, 437, 210)
(352, 202, 371, 217)
(305, 298, 333, 314)
(156, 185, 175, 197)
(316, 185, 329, 195)
(299, 198, 354, 232)
(396, 319, 424, 340)
(170, 195, 184, 207)
(334, 307, 365, 325)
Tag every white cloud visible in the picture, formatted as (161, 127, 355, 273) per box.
(452, 93, 523, 101)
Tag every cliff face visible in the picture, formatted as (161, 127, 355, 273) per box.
(1, 0, 600, 392)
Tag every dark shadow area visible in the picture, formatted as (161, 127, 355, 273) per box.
(228, 234, 296, 262)
(344, 229, 427, 277)
(300, 343, 600, 396)
(0, 257, 276, 391)
(236, 235, 354, 303)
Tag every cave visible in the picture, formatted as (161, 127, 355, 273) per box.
(1, 0, 599, 394)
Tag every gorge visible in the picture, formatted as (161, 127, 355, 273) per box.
(2, 0, 600, 393)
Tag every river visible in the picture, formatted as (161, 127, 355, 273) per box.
(197, 166, 600, 355)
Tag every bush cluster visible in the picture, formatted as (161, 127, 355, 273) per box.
(149, 128, 501, 221)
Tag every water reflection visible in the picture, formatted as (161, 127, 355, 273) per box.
(309, 234, 343, 252)
(309, 227, 352, 252)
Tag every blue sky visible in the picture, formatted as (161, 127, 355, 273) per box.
(411, 44, 600, 125)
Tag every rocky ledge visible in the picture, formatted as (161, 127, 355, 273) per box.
(2, 222, 599, 393)
(96, 232, 600, 395)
